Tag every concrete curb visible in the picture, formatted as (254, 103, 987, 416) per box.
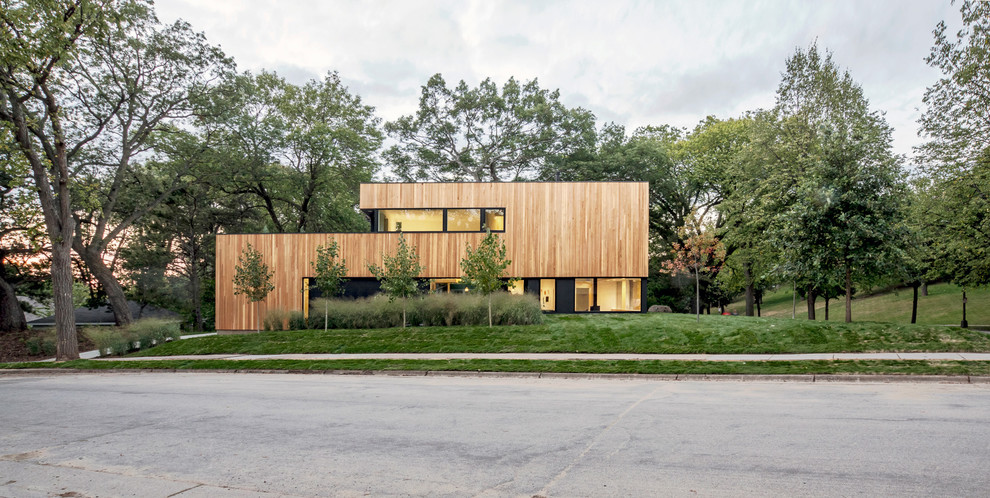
(1, 368, 989, 384)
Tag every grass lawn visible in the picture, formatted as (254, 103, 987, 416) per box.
(746, 283, 989, 326)
(2, 358, 989, 376)
(125, 312, 990, 356)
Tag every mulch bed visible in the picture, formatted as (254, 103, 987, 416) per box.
(0, 328, 96, 363)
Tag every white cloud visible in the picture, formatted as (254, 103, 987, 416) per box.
(154, 0, 959, 158)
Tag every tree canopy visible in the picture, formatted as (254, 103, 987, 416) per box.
(385, 74, 595, 182)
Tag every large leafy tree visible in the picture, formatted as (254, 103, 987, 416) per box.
(385, 73, 596, 182)
(214, 71, 382, 233)
(918, 0, 990, 167)
(0, 127, 44, 333)
(917, 0, 990, 327)
(69, 8, 231, 326)
(0, 0, 132, 360)
(752, 45, 906, 323)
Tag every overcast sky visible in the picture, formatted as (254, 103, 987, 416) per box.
(154, 0, 960, 161)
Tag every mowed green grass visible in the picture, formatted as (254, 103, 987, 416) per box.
(131, 312, 990, 356)
(747, 283, 989, 326)
(3, 358, 989, 376)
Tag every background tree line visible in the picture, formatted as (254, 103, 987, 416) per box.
(1, 0, 986, 359)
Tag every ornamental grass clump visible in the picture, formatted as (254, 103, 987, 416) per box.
(84, 327, 132, 357)
(263, 308, 290, 331)
(306, 292, 542, 329)
(127, 318, 181, 348)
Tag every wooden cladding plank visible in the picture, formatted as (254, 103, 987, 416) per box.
(218, 182, 649, 330)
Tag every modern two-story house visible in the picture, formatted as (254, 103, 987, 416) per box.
(214, 182, 649, 332)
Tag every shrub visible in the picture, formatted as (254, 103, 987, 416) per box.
(263, 308, 290, 331)
(306, 292, 543, 329)
(288, 311, 307, 330)
(24, 330, 57, 356)
(489, 292, 543, 325)
(83, 327, 132, 357)
(127, 318, 181, 348)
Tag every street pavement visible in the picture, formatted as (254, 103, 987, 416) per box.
(1, 372, 989, 496)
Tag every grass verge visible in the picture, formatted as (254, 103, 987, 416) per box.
(2, 359, 989, 376)
(131, 313, 990, 357)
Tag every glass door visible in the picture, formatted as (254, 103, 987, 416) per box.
(540, 279, 555, 312)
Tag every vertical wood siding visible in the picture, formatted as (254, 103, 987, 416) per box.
(216, 182, 648, 330)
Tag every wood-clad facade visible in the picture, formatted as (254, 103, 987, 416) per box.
(216, 182, 649, 331)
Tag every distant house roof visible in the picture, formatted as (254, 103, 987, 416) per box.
(27, 301, 181, 327)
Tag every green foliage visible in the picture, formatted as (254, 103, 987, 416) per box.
(130, 313, 990, 357)
(460, 230, 515, 327)
(305, 293, 543, 329)
(126, 318, 181, 347)
(385, 73, 596, 181)
(233, 243, 275, 303)
(916, 1, 990, 292)
(263, 308, 289, 331)
(23, 330, 56, 356)
(83, 327, 132, 357)
(208, 70, 381, 233)
(233, 243, 274, 333)
(918, 0, 990, 167)
(367, 233, 425, 327)
(311, 239, 347, 331)
(83, 318, 181, 356)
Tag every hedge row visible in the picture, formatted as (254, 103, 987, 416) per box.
(267, 292, 543, 330)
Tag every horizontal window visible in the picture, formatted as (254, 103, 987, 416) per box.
(372, 208, 505, 233)
(377, 209, 443, 232)
(447, 209, 481, 232)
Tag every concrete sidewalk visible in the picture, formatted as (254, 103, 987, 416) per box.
(97, 351, 990, 362)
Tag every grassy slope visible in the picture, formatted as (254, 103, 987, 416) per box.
(745, 283, 989, 326)
(129, 313, 990, 356)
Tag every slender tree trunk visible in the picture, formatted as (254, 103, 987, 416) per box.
(324, 299, 329, 332)
(189, 245, 204, 332)
(911, 282, 919, 324)
(488, 295, 493, 327)
(743, 261, 754, 317)
(402, 299, 407, 328)
(825, 297, 830, 321)
(0, 271, 27, 333)
(844, 264, 853, 323)
(695, 264, 700, 323)
(921, 281, 928, 297)
(806, 287, 816, 320)
(756, 296, 762, 317)
(256, 301, 261, 333)
(791, 282, 797, 318)
(961, 289, 968, 329)
(75, 245, 133, 326)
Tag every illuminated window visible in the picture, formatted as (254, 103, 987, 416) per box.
(447, 209, 481, 231)
(429, 278, 470, 293)
(575, 278, 594, 312)
(376, 209, 443, 232)
(596, 278, 642, 312)
(508, 280, 524, 295)
(484, 208, 505, 231)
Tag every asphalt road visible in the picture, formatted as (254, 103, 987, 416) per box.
(1, 373, 988, 497)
